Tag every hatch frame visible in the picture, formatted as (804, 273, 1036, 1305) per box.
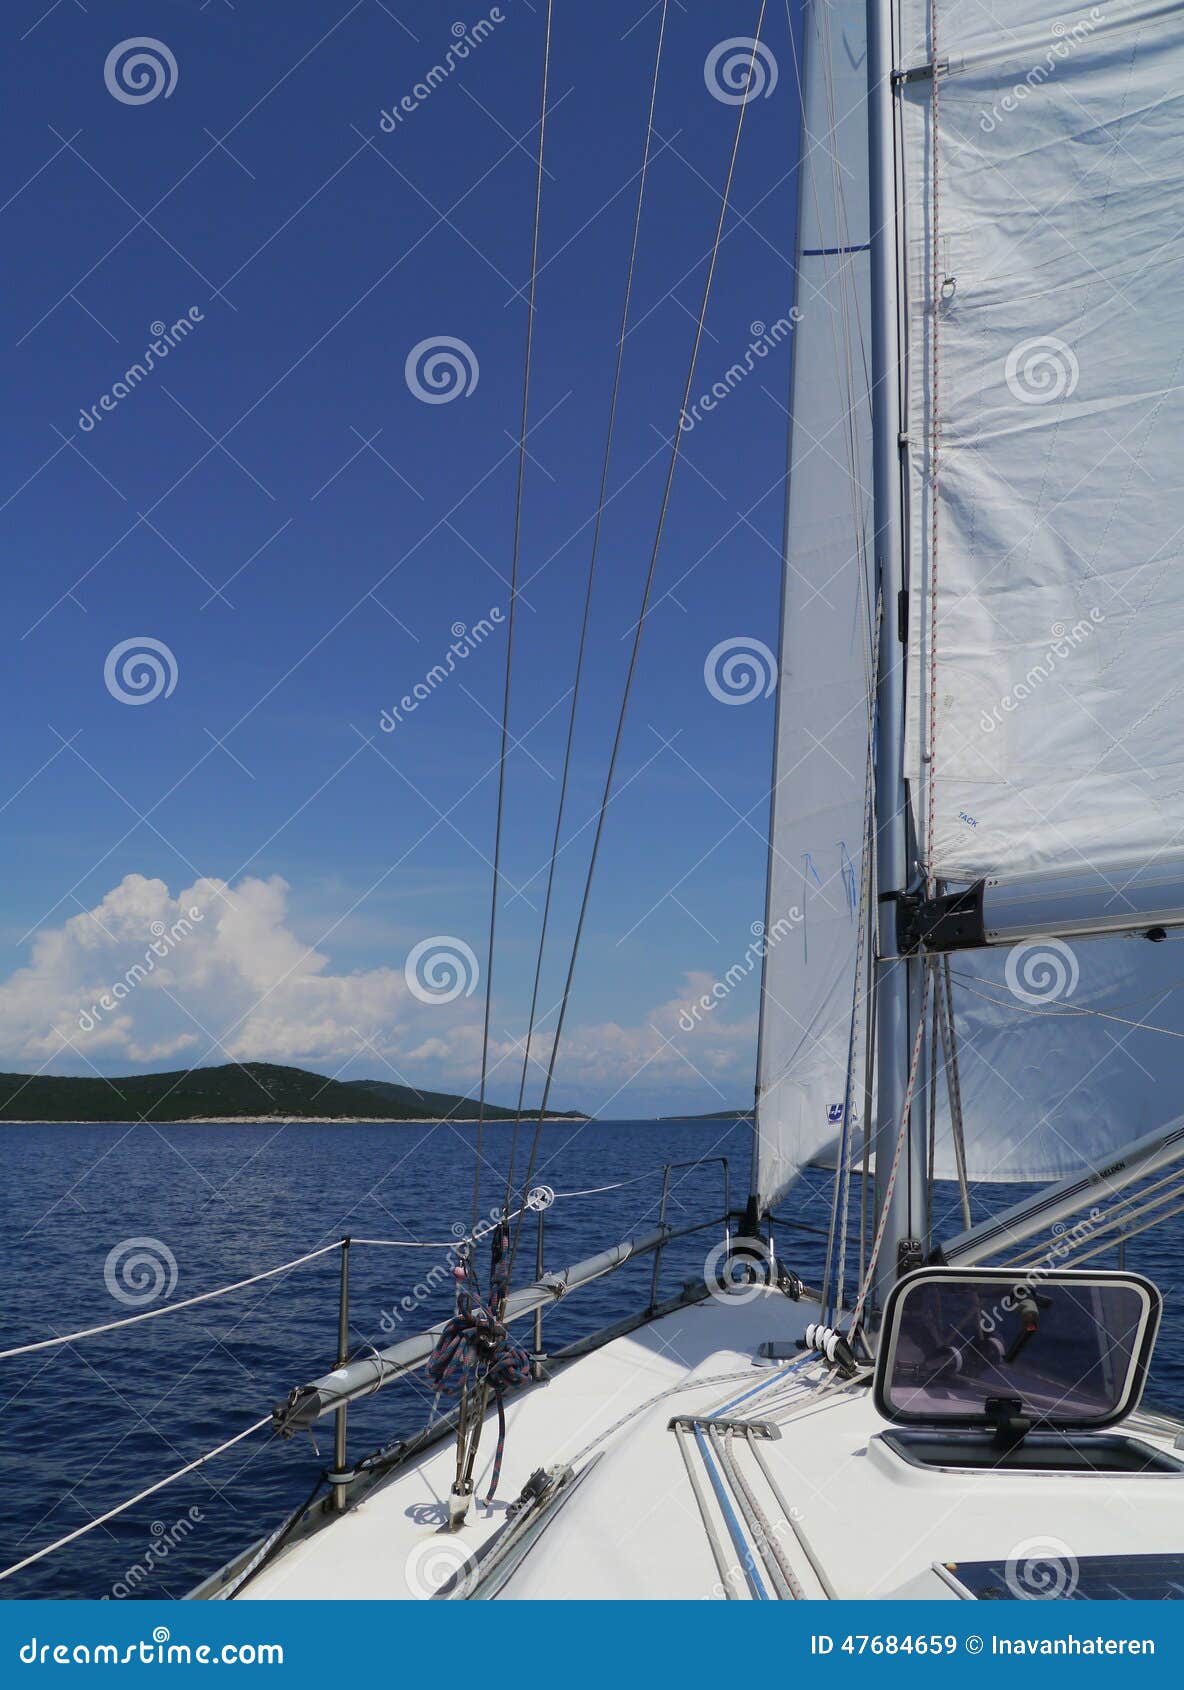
(873, 1265, 1163, 1433)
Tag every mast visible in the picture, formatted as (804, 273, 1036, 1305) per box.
(867, 0, 927, 1310)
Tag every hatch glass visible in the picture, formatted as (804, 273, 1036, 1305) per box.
(875, 1268, 1161, 1430)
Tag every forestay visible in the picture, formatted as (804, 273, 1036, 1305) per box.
(753, 0, 876, 1212)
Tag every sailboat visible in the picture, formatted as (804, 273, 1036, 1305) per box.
(9, 0, 1184, 1603)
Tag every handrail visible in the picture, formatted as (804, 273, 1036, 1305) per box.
(272, 1211, 728, 1434)
(650, 1156, 730, 1311)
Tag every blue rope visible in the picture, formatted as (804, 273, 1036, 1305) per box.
(693, 1427, 768, 1600)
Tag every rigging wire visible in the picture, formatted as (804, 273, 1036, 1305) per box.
(822, 591, 882, 1323)
(949, 971, 1184, 1042)
(473, 0, 554, 1233)
(506, 0, 773, 1283)
(502, 0, 671, 1217)
(847, 966, 932, 1339)
(936, 955, 972, 1229)
(923, 0, 944, 888)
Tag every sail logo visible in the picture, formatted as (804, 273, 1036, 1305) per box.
(1005, 938, 1079, 1006)
(1005, 335, 1080, 405)
(704, 38, 779, 106)
(826, 1103, 844, 1125)
(704, 636, 777, 705)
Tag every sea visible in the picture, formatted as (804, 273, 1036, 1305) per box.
(0, 1117, 1180, 1600)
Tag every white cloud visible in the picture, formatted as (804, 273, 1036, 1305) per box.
(0, 875, 754, 1106)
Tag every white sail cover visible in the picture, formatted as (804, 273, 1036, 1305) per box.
(753, 0, 876, 1211)
(899, 0, 1184, 884)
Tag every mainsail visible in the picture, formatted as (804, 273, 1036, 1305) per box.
(899, 0, 1184, 888)
(753, 0, 876, 1212)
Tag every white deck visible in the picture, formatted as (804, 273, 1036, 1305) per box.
(233, 1289, 1184, 1601)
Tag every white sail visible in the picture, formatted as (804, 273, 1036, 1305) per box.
(883, 0, 1184, 1190)
(931, 931, 1184, 1184)
(899, 0, 1184, 888)
(753, 0, 876, 1211)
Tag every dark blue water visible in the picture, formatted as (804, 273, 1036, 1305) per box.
(0, 1120, 1179, 1600)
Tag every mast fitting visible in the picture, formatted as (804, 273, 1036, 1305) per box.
(896, 880, 986, 954)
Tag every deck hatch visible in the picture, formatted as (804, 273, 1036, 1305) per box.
(874, 1268, 1161, 1432)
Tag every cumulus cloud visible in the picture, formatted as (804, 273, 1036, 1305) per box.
(0, 875, 753, 1103)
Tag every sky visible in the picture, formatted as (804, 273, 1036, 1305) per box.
(0, 0, 806, 1118)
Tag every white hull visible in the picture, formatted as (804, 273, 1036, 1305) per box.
(202, 1287, 1184, 1601)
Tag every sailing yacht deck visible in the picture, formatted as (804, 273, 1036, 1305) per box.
(224, 1287, 1184, 1601)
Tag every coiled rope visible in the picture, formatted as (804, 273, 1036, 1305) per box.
(428, 1224, 532, 1502)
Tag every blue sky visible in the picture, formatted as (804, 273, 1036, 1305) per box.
(0, 0, 805, 1117)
